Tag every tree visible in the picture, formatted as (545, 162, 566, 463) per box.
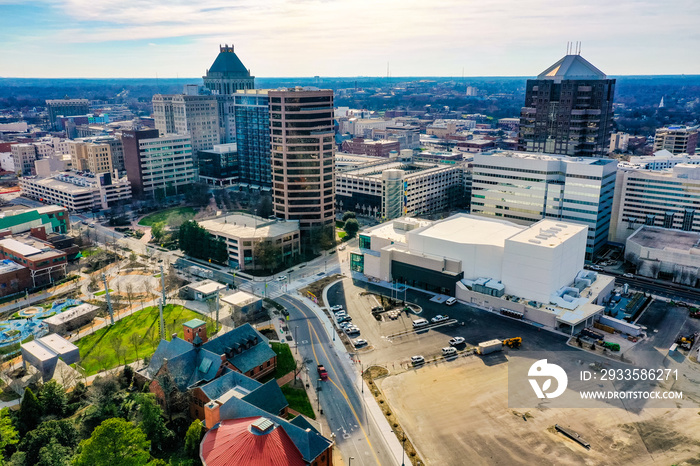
(129, 333, 142, 361)
(39, 380, 67, 417)
(88, 375, 121, 418)
(151, 222, 166, 243)
(122, 365, 134, 387)
(19, 419, 78, 466)
(343, 218, 360, 238)
(183, 183, 211, 207)
(253, 241, 283, 272)
(342, 211, 356, 222)
(73, 418, 150, 466)
(18, 387, 41, 434)
(184, 420, 203, 458)
(256, 194, 273, 218)
(0, 408, 19, 459)
(37, 438, 72, 466)
(136, 394, 173, 452)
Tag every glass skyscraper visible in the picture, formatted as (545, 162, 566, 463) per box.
(234, 90, 271, 188)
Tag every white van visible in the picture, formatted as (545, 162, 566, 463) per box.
(445, 297, 457, 306)
(411, 355, 425, 366)
(442, 347, 457, 357)
(412, 318, 429, 328)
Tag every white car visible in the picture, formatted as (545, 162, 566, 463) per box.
(276, 275, 287, 281)
(622, 273, 634, 278)
(431, 315, 449, 323)
(449, 337, 465, 346)
(338, 245, 346, 251)
(353, 338, 368, 347)
(345, 327, 360, 336)
(411, 355, 425, 366)
(330, 305, 344, 312)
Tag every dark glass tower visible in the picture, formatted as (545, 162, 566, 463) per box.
(234, 90, 271, 187)
(518, 54, 615, 157)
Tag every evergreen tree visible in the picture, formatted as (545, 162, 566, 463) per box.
(18, 387, 41, 434)
(183, 420, 202, 458)
(39, 380, 67, 417)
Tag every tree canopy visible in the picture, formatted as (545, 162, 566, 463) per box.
(178, 220, 228, 264)
(253, 241, 283, 272)
(0, 408, 19, 458)
(39, 380, 67, 417)
(73, 418, 150, 466)
(343, 218, 360, 238)
(18, 387, 41, 434)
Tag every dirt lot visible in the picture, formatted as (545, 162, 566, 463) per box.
(378, 355, 700, 466)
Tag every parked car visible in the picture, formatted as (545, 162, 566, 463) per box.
(338, 245, 346, 251)
(353, 338, 368, 347)
(411, 355, 425, 366)
(622, 273, 634, 278)
(442, 347, 457, 357)
(412, 318, 429, 328)
(337, 315, 352, 323)
(445, 297, 457, 306)
(449, 337, 465, 346)
(345, 327, 360, 336)
(431, 315, 449, 323)
(330, 305, 344, 312)
(276, 275, 287, 281)
(334, 310, 347, 318)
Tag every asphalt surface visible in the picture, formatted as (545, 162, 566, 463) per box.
(276, 294, 395, 466)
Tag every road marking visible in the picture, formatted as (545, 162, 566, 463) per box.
(281, 296, 382, 466)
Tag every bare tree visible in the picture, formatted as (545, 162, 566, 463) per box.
(125, 283, 135, 313)
(110, 337, 125, 367)
(129, 333, 142, 361)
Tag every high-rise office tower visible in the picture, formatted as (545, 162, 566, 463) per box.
(11, 144, 37, 176)
(203, 44, 255, 94)
(122, 129, 195, 198)
(152, 93, 220, 154)
(519, 52, 615, 157)
(269, 88, 335, 232)
(234, 89, 271, 187)
(46, 99, 89, 130)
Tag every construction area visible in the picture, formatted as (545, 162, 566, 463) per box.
(376, 354, 700, 466)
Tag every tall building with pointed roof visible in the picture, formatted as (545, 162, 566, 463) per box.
(203, 44, 255, 95)
(518, 53, 615, 157)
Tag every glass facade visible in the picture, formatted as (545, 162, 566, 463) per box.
(234, 94, 271, 187)
(359, 235, 371, 249)
(350, 253, 364, 273)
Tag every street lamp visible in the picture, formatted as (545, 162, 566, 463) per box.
(294, 326, 298, 354)
(349, 457, 355, 466)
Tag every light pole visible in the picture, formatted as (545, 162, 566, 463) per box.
(401, 432, 406, 466)
(349, 457, 355, 466)
(294, 326, 298, 354)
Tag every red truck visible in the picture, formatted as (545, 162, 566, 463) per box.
(317, 364, 328, 381)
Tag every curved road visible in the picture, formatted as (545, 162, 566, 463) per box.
(276, 294, 395, 466)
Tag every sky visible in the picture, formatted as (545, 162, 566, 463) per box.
(1, 0, 699, 78)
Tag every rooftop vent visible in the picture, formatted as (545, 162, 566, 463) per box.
(251, 417, 274, 434)
(529, 239, 541, 244)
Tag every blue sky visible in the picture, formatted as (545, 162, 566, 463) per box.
(1, 0, 699, 78)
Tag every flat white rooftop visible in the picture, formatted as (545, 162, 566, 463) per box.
(412, 214, 524, 247)
(0, 238, 42, 256)
(190, 280, 227, 295)
(222, 291, 260, 307)
(507, 219, 588, 249)
(44, 303, 98, 325)
(364, 217, 433, 245)
(37, 333, 78, 355)
(200, 214, 299, 239)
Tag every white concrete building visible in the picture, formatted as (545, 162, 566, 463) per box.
(471, 150, 617, 259)
(625, 226, 700, 286)
(0, 152, 14, 172)
(351, 214, 612, 333)
(12, 144, 36, 176)
(609, 163, 700, 243)
(19, 171, 131, 211)
(199, 214, 300, 270)
(627, 150, 700, 170)
(609, 132, 630, 153)
(653, 125, 698, 155)
(137, 134, 196, 197)
(153, 94, 221, 153)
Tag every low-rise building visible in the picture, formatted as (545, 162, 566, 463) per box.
(19, 171, 131, 211)
(627, 150, 700, 170)
(625, 226, 700, 286)
(44, 303, 99, 334)
(0, 236, 67, 286)
(341, 138, 400, 157)
(351, 214, 614, 334)
(221, 291, 263, 318)
(0, 260, 31, 297)
(200, 214, 300, 271)
(184, 280, 228, 301)
(21, 333, 80, 381)
(0, 205, 70, 235)
(653, 125, 698, 155)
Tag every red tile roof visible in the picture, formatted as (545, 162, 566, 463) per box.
(201, 417, 307, 466)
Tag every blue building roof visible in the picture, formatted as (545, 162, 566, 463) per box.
(143, 337, 194, 380)
(200, 369, 262, 401)
(201, 323, 276, 374)
(242, 380, 288, 416)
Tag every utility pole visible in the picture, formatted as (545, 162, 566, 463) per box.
(215, 289, 220, 333)
(160, 264, 166, 307)
(102, 273, 114, 325)
(158, 298, 165, 340)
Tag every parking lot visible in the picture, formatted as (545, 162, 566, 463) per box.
(326, 279, 700, 465)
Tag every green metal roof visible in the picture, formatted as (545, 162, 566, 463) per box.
(208, 50, 250, 77)
(0, 211, 41, 230)
(184, 318, 207, 329)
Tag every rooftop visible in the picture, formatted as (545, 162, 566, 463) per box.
(206, 45, 252, 78)
(537, 54, 607, 82)
(44, 303, 98, 325)
(200, 214, 299, 239)
(0, 259, 25, 274)
(36, 333, 78, 356)
(0, 238, 43, 256)
(184, 318, 208, 329)
(189, 280, 228, 295)
(627, 226, 700, 251)
(363, 217, 433, 245)
(221, 291, 260, 307)
(479, 149, 618, 166)
(507, 219, 588, 249)
(411, 213, 525, 247)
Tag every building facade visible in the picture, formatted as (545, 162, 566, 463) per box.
(519, 54, 615, 157)
(202, 44, 255, 95)
(234, 90, 271, 187)
(341, 138, 400, 157)
(653, 125, 698, 155)
(609, 164, 700, 243)
(199, 214, 300, 270)
(12, 144, 37, 176)
(269, 88, 335, 232)
(19, 171, 131, 211)
(198, 143, 238, 186)
(0, 237, 67, 286)
(471, 150, 617, 259)
(46, 99, 89, 130)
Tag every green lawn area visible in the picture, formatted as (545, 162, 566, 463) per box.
(75, 304, 216, 376)
(94, 289, 113, 296)
(81, 247, 103, 257)
(280, 385, 316, 419)
(337, 231, 347, 239)
(138, 207, 195, 226)
(271, 342, 296, 378)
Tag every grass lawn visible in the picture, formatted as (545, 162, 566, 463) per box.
(271, 342, 296, 378)
(81, 247, 103, 257)
(138, 207, 195, 226)
(75, 304, 216, 376)
(94, 289, 113, 296)
(280, 385, 316, 419)
(337, 231, 347, 239)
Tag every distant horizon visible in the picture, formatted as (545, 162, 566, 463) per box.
(2, 74, 700, 80)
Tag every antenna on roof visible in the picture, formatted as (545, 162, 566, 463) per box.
(566, 42, 570, 54)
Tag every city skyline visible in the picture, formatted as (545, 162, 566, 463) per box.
(1, 0, 699, 78)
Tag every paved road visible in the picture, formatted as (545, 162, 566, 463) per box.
(276, 294, 395, 466)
